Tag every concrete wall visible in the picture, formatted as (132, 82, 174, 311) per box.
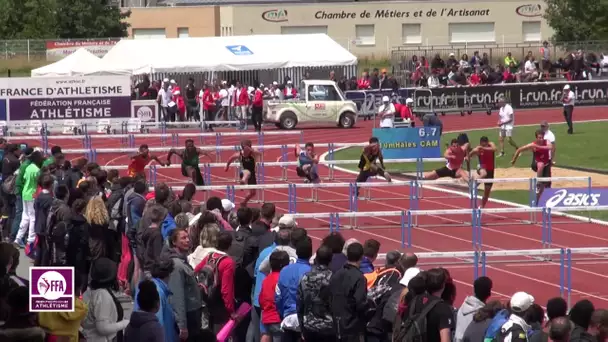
(124, 6, 221, 38)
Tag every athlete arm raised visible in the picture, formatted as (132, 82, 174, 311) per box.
(483, 142, 498, 152)
(151, 155, 167, 166)
(294, 144, 302, 157)
(224, 152, 240, 172)
(511, 143, 535, 165)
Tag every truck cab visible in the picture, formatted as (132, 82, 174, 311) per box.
(264, 79, 358, 130)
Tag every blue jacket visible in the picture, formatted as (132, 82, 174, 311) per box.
(275, 258, 311, 318)
(134, 278, 178, 342)
(359, 257, 374, 274)
(252, 243, 277, 307)
(161, 213, 177, 241)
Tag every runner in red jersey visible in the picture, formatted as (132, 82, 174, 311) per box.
(511, 130, 553, 203)
(425, 138, 470, 181)
(469, 136, 497, 208)
(128, 144, 166, 178)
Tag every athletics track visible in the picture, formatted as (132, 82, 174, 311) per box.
(19, 106, 608, 308)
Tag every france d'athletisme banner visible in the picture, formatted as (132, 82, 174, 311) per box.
(345, 80, 608, 115)
(538, 188, 608, 208)
(372, 127, 441, 159)
(0, 76, 131, 122)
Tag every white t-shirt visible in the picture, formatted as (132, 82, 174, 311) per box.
(228, 86, 236, 106)
(378, 103, 396, 128)
(544, 129, 556, 159)
(563, 90, 575, 106)
(159, 88, 172, 107)
(524, 60, 537, 73)
(219, 89, 229, 106)
(499, 104, 514, 130)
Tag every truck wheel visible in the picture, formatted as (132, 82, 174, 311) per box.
(339, 112, 356, 128)
(280, 112, 298, 130)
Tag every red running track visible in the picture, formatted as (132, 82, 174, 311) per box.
(18, 106, 608, 308)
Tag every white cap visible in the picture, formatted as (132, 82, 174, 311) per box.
(273, 81, 278, 85)
(406, 98, 414, 104)
(170, 79, 176, 84)
(221, 199, 235, 212)
(287, 80, 292, 84)
(278, 215, 298, 228)
(382, 95, 390, 102)
(564, 85, 570, 90)
(510, 292, 535, 312)
(163, 78, 169, 83)
(449, 52, 455, 57)
(259, 83, 264, 88)
(172, 90, 180, 95)
(399, 267, 421, 286)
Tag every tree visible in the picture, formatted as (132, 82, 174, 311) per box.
(0, 0, 58, 39)
(55, 0, 130, 39)
(544, 0, 608, 43)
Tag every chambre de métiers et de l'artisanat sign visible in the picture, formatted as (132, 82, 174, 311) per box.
(314, 8, 490, 20)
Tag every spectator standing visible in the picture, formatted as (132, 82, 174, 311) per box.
(330, 242, 368, 342)
(549, 317, 572, 342)
(1, 144, 20, 241)
(138, 205, 166, 276)
(243, 203, 276, 277)
(10, 147, 33, 242)
(497, 95, 519, 157)
(260, 228, 307, 274)
(360, 239, 380, 274)
(322, 232, 347, 273)
(85, 196, 111, 261)
(378, 96, 396, 129)
(462, 301, 505, 342)
(162, 228, 203, 341)
(196, 231, 236, 333)
(134, 260, 178, 342)
(589, 309, 608, 342)
(298, 245, 334, 342)
(252, 84, 265, 132)
(184, 78, 198, 122)
(276, 236, 313, 342)
(157, 81, 172, 122)
(81, 257, 130, 342)
(67, 199, 91, 291)
(125, 280, 164, 342)
(32, 174, 55, 266)
(39, 275, 88, 341)
(455, 276, 493, 342)
(540, 41, 551, 79)
(500, 292, 536, 342)
(0, 287, 46, 342)
(562, 85, 575, 134)
(45, 184, 72, 266)
(259, 250, 290, 342)
(568, 299, 595, 342)
(228, 207, 255, 331)
(13, 150, 43, 249)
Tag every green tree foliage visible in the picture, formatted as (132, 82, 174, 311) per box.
(0, 0, 129, 40)
(544, 0, 608, 43)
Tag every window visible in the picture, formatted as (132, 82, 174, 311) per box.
(448, 23, 495, 43)
(355, 24, 375, 45)
(522, 21, 541, 42)
(177, 28, 189, 38)
(132, 28, 166, 40)
(402, 24, 422, 44)
(281, 26, 328, 35)
(307, 85, 339, 101)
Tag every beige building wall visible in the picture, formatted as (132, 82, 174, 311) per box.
(226, 1, 552, 58)
(124, 6, 221, 38)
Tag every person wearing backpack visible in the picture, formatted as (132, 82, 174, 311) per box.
(455, 276, 493, 342)
(394, 268, 454, 342)
(329, 242, 368, 342)
(195, 231, 236, 334)
(462, 301, 505, 342)
(1, 144, 20, 241)
(499, 292, 536, 342)
(46, 185, 72, 266)
(297, 245, 334, 342)
(32, 174, 57, 266)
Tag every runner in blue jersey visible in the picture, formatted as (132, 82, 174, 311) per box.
(294, 142, 320, 183)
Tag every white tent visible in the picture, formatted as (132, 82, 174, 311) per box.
(31, 48, 129, 77)
(97, 34, 358, 75)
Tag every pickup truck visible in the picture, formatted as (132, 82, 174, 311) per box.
(264, 80, 358, 130)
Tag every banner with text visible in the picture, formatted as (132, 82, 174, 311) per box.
(0, 76, 132, 122)
(538, 188, 607, 208)
(345, 80, 608, 115)
(372, 127, 441, 159)
(46, 40, 119, 61)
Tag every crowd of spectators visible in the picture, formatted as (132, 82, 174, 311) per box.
(0, 142, 608, 342)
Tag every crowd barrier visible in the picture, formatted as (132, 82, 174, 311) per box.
(345, 80, 608, 116)
(379, 247, 608, 309)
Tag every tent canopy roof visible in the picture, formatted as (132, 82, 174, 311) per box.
(31, 48, 107, 77)
(98, 34, 358, 75)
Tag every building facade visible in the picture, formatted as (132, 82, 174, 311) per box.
(123, 6, 221, 39)
(223, 0, 551, 58)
